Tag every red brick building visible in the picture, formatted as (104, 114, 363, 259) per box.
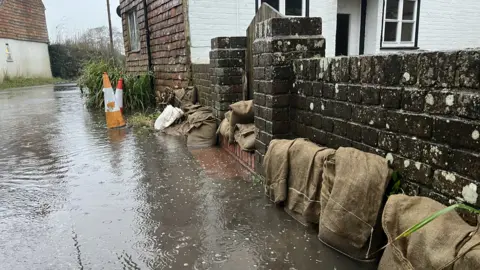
(119, 0, 188, 100)
(0, 0, 52, 82)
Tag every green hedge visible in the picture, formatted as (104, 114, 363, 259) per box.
(49, 44, 125, 80)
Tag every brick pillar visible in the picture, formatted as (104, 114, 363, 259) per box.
(252, 17, 325, 175)
(209, 37, 247, 121)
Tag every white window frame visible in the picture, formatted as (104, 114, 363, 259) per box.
(381, 0, 419, 48)
(127, 9, 140, 52)
(257, 0, 307, 17)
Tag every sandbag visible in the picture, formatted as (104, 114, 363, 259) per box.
(234, 124, 257, 152)
(319, 147, 391, 262)
(263, 139, 296, 203)
(187, 120, 216, 148)
(174, 86, 197, 108)
(229, 100, 254, 144)
(379, 194, 480, 270)
(216, 111, 232, 140)
(264, 138, 335, 225)
(285, 140, 335, 225)
(186, 107, 216, 148)
(162, 121, 189, 136)
(154, 105, 184, 131)
(183, 104, 202, 114)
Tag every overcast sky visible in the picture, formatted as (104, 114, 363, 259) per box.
(43, 0, 123, 42)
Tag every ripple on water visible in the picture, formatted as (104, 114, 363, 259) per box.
(123, 207, 135, 212)
(212, 252, 229, 263)
(165, 248, 180, 257)
(175, 242, 189, 249)
(193, 257, 214, 270)
(132, 237, 157, 253)
(152, 248, 179, 269)
(177, 236, 191, 242)
(168, 231, 184, 239)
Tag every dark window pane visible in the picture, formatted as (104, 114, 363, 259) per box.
(285, 0, 302, 16)
(401, 22, 414, 41)
(386, 0, 399, 19)
(384, 22, 397, 41)
(403, 0, 416, 20)
(262, 0, 279, 11)
(128, 11, 140, 51)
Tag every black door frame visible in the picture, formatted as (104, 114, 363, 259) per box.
(255, 0, 310, 17)
(335, 13, 350, 56)
(359, 0, 367, 55)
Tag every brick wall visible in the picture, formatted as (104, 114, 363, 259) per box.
(252, 17, 325, 174)
(0, 0, 49, 43)
(195, 17, 480, 210)
(120, 0, 188, 101)
(209, 37, 246, 121)
(291, 51, 480, 207)
(192, 64, 211, 107)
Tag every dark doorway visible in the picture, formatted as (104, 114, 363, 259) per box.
(261, 0, 280, 11)
(336, 14, 350, 56)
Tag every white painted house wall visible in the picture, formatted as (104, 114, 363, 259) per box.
(363, 0, 381, 54)
(337, 0, 361, 55)
(364, 0, 480, 55)
(188, 0, 480, 62)
(416, 0, 480, 51)
(310, 0, 337, 57)
(188, 0, 255, 64)
(0, 39, 52, 83)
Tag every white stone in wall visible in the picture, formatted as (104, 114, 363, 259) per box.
(462, 183, 478, 204)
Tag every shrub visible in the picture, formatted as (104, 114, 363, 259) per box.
(123, 72, 156, 112)
(78, 59, 155, 111)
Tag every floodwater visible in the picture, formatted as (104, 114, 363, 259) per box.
(0, 86, 374, 269)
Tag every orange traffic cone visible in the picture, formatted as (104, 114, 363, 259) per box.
(103, 72, 126, 129)
(115, 78, 124, 113)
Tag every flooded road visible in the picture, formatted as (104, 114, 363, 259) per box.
(0, 86, 373, 269)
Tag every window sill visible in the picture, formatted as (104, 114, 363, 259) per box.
(380, 46, 419, 51)
(127, 49, 141, 54)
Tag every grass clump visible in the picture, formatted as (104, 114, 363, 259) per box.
(127, 112, 160, 129)
(371, 203, 480, 257)
(78, 59, 155, 112)
(393, 203, 480, 241)
(0, 76, 63, 90)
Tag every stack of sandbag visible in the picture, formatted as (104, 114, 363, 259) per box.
(379, 194, 480, 269)
(174, 86, 197, 108)
(185, 106, 217, 148)
(161, 104, 217, 148)
(319, 147, 392, 262)
(161, 104, 201, 136)
(228, 100, 255, 149)
(263, 139, 335, 225)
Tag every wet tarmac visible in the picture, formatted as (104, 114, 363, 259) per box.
(0, 86, 375, 269)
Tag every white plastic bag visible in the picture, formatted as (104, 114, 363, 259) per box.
(154, 105, 184, 130)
